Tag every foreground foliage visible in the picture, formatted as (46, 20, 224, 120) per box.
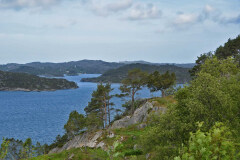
(141, 57, 240, 159)
(175, 122, 240, 160)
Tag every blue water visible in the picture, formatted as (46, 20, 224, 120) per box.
(0, 74, 162, 144)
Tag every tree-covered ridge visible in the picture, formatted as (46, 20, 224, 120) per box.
(215, 35, 240, 61)
(0, 60, 194, 78)
(0, 70, 78, 91)
(0, 60, 124, 77)
(190, 35, 240, 77)
(81, 63, 191, 84)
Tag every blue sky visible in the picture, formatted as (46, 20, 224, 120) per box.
(0, 0, 239, 64)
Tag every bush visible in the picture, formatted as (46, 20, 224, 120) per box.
(175, 122, 240, 160)
(140, 58, 240, 159)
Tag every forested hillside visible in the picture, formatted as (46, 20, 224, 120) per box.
(0, 60, 194, 78)
(0, 71, 78, 91)
(0, 60, 124, 77)
(81, 63, 191, 84)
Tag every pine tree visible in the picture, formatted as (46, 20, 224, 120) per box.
(147, 71, 176, 97)
(119, 69, 147, 114)
(84, 83, 114, 129)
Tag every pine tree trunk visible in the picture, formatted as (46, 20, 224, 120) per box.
(131, 90, 135, 114)
(107, 99, 111, 125)
(161, 90, 165, 97)
(104, 96, 107, 128)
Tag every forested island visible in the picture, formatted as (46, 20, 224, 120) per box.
(0, 70, 78, 91)
(81, 63, 191, 84)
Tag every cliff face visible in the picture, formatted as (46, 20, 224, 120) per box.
(50, 101, 166, 154)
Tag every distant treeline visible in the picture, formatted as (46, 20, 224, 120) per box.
(81, 63, 191, 84)
(0, 60, 125, 77)
(0, 60, 194, 77)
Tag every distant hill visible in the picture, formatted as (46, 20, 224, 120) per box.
(119, 61, 195, 68)
(81, 63, 191, 84)
(0, 60, 194, 78)
(0, 71, 78, 91)
(0, 60, 124, 77)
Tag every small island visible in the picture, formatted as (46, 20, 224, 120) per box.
(0, 70, 78, 91)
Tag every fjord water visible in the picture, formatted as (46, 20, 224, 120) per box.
(0, 74, 162, 144)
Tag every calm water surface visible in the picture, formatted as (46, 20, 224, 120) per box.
(0, 74, 162, 144)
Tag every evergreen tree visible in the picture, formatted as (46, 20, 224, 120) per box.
(84, 83, 114, 129)
(189, 52, 213, 77)
(147, 71, 176, 97)
(190, 35, 240, 77)
(20, 138, 33, 159)
(119, 69, 147, 114)
(0, 138, 9, 160)
(215, 35, 240, 63)
(64, 110, 86, 138)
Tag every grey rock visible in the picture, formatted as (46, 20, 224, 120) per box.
(68, 153, 75, 160)
(137, 123, 147, 129)
(111, 116, 131, 129)
(146, 153, 151, 159)
(107, 131, 115, 138)
(133, 144, 138, 150)
(111, 102, 166, 129)
(50, 131, 104, 154)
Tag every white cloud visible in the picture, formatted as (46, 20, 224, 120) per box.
(172, 5, 224, 29)
(204, 4, 214, 13)
(127, 3, 162, 20)
(91, 0, 132, 16)
(174, 13, 198, 25)
(0, 0, 63, 10)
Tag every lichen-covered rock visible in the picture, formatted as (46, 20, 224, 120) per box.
(111, 101, 166, 129)
(49, 131, 104, 154)
(110, 116, 132, 129)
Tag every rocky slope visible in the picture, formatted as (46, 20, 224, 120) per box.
(50, 101, 167, 154)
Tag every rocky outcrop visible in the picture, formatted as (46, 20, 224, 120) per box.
(111, 101, 166, 129)
(50, 101, 167, 154)
(49, 131, 105, 154)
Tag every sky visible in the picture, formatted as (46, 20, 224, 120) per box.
(0, 0, 239, 64)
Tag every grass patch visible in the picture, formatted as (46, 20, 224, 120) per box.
(149, 96, 176, 107)
(30, 148, 108, 160)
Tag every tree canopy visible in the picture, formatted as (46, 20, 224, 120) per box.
(147, 71, 176, 97)
(64, 111, 86, 138)
(119, 68, 147, 114)
(84, 83, 114, 129)
(141, 57, 240, 159)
